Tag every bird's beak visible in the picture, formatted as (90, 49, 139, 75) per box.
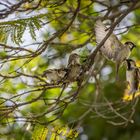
(124, 59, 128, 67)
(133, 44, 136, 48)
(125, 59, 129, 62)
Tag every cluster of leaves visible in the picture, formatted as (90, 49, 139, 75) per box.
(32, 124, 79, 140)
(0, 15, 43, 45)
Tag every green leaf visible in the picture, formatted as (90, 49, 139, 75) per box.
(32, 124, 48, 140)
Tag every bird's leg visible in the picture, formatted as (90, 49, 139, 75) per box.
(129, 90, 137, 105)
(127, 88, 137, 104)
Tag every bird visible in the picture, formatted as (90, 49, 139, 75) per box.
(43, 68, 67, 84)
(95, 19, 136, 80)
(126, 59, 140, 98)
(58, 53, 82, 100)
(66, 53, 81, 82)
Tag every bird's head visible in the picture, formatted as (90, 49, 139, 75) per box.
(68, 53, 80, 65)
(124, 41, 136, 51)
(57, 68, 67, 77)
(70, 53, 79, 59)
(126, 59, 136, 70)
(43, 69, 57, 76)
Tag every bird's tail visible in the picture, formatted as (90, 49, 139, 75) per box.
(115, 62, 120, 81)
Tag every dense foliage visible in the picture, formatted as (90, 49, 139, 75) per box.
(0, 0, 140, 139)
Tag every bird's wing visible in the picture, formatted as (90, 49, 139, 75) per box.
(134, 68, 139, 90)
(95, 19, 123, 60)
(137, 68, 140, 83)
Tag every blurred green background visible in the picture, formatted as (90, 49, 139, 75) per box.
(0, 0, 140, 140)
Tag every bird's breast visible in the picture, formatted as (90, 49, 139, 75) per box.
(126, 69, 137, 88)
(116, 47, 130, 61)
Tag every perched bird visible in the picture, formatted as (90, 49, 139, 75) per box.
(126, 59, 140, 97)
(59, 53, 82, 99)
(66, 53, 81, 82)
(95, 19, 136, 80)
(43, 68, 67, 84)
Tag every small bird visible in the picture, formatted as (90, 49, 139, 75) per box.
(126, 59, 140, 97)
(60, 53, 81, 84)
(43, 68, 67, 84)
(95, 19, 136, 80)
(66, 53, 81, 82)
(59, 53, 82, 100)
